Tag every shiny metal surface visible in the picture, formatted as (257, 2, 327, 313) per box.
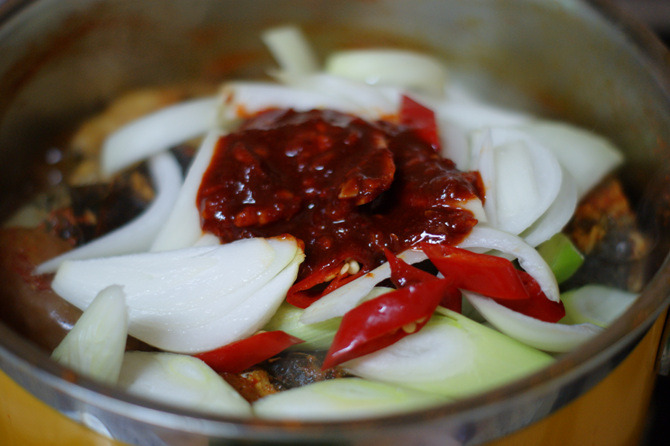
(0, 1, 669, 445)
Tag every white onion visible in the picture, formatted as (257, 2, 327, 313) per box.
(118, 351, 252, 417)
(343, 309, 553, 398)
(518, 120, 624, 198)
(272, 72, 400, 119)
(261, 25, 319, 75)
(464, 291, 602, 352)
(102, 96, 218, 176)
(150, 130, 223, 252)
(253, 378, 446, 420)
(51, 285, 128, 384)
(325, 49, 448, 97)
(52, 237, 303, 353)
(471, 126, 563, 236)
(521, 167, 578, 247)
(217, 82, 362, 127)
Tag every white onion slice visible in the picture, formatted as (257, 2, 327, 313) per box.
(102, 96, 218, 176)
(518, 120, 624, 198)
(253, 378, 447, 420)
(118, 351, 252, 417)
(300, 249, 428, 324)
(325, 49, 448, 97)
(217, 82, 363, 126)
(471, 127, 563, 236)
(51, 285, 128, 384)
(464, 291, 603, 352)
(458, 226, 560, 302)
(343, 309, 553, 398)
(521, 168, 578, 247)
(150, 130, 222, 252)
(261, 25, 319, 75)
(272, 72, 400, 119)
(36, 152, 183, 274)
(52, 237, 303, 353)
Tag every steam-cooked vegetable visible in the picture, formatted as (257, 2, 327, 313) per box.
(51, 285, 128, 384)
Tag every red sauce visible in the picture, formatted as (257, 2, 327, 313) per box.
(197, 108, 483, 284)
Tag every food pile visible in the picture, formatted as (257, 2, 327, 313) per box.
(0, 26, 649, 420)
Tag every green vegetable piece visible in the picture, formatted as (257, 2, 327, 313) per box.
(537, 233, 584, 283)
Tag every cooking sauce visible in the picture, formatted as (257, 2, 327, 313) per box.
(197, 108, 484, 283)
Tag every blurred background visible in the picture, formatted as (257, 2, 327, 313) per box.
(612, 1, 670, 445)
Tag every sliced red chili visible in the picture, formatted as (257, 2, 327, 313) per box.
(384, 248, 462, 312)
(422, 243, 530, 301)
(499, 270, 566, 322)
(194, 331, 304, 374)
(321, 278, 456, 370)
(286, 262, 364, 309)
(399, 95, 441, 151)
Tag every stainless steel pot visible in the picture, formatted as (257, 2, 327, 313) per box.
(0, 1, 668, 445)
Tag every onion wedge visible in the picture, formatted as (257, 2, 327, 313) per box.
(36, 152, 183, 274)
(464, 291, 602, 352)
(52, 236, 304, 353)
(520, 167, 578, 247)
(325, 49, 448, 97)
(253, 378, 447, 420)
(261, 25, 319, 75)
(272, 72, 400, 118)
(118, 351, 252, 417)
(150, 130, 223, 252)
(51, 285, 128, 384)
(472, 127, 563, 236)
(102, 96, 218, 176)
(518, 120, 624, 198)
(217, 82, 363, 127)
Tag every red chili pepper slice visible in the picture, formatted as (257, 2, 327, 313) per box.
(286, 262, 364, 309)
(499, 270, 566, 322)
(385, 248, 462, 312)
(194, 331, 304, 374)
(321, 278, 456, 370)
(399, 95, 441, 151)
(421, 243, 530, 300)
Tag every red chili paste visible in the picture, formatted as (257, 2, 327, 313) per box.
(197, 108, 483, 285)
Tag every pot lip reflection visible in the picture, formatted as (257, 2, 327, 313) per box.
(0, 0, 669, 441)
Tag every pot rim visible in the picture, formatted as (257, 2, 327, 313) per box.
(0, 0, 669, 441)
